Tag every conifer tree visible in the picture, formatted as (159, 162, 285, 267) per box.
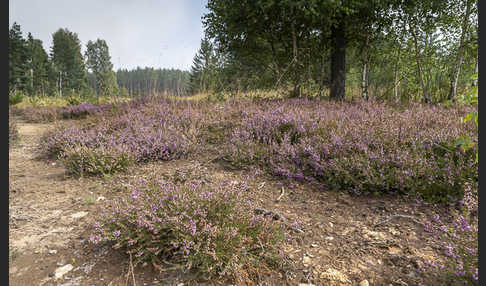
(189, 36, 216, 94)
(85, 39, 119, 96)
(26, 33, 51, 96)
(50, 28, 87, 95)
(9, 22, 29, 94)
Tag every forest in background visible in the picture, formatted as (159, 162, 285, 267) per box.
(9, 0, 478, 103)
(8, 24, 190, 98)
(189, 0, 478, 103)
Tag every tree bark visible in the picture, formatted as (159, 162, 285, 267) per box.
(448, 0, 473, 100)
(394, 45, 401, 101)
(291, 20, 301, 97)
(473, 52, 478, 86)
(410, 21, 430, 103)
(361, 34, 369, 100)
(330, 20, 346, 100)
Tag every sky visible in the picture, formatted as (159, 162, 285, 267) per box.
(9, 0, 208, 71)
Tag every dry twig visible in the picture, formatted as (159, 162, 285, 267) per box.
(374, 214, 425, 227)
(276, 187, 285, 202)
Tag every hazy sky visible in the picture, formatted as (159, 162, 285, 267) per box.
(9, 0, 208, 71)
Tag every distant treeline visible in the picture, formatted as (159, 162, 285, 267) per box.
(9, 22, 190, 98)
(114, 68, 190, 97)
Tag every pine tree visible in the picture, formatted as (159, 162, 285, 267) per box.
(50, 28, 87, 95)
(9, 22, 29, 94)
(85, 39, 119, 96)
(189, 36, 216, 94)
(26, 33, 51, 96)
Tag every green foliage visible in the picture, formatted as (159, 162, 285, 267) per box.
(85, 39, 120, 96)
(66, 94, 84, 106)
(201, 0, 477, 101)
(9, 22, 29, 93)
(51, 28, 87, 92)
(25, 33, 52, 96)
(456, 73, 478, 162)
(189, 36, 218, 94)
(61, 146, 134, 177)
(9, 93, 24, 105)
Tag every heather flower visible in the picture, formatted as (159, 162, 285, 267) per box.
(90, 178, 285, 279)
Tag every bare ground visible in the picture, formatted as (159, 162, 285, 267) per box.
(9, 117, 450, 286)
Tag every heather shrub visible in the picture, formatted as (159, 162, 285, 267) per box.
(422, 182, 478, 284)
(61, 145, 134, 176)
(21, 106, 62, 122)
(41, 97, 206, 175)
(61, 103, 111, 119)
(90, 179, 285, 280)
(226, 98, 477, 202)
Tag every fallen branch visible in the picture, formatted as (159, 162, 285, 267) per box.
(125, 253, 136, 286)
(374, 214, 425, 227)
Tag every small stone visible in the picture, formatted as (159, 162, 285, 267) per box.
(49, 250, 57, 254)
(71, 211, 88, 219)
(310, 243, 319, 248)
(54, 264, 73, 279)
(329, 222, 334, 228)
(325, 236, 334, 241)
(96, 196, 105, 202)
(359, 280, 370, 286)
(303, 255, 312, 266)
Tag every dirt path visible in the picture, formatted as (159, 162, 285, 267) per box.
(9, 118, 447, 286)
(9, 119, 121, 286)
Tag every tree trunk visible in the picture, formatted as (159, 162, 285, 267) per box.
(361, 35, 369, 100)
(473, 53, 478, 86)
(291, 20, 301, 97)
(330, 20, 346, 100)
(410, 21, 429, 103)
(362, 62, 368, 100)
(394, 45, 401, 101)
(448, 0, 473, 100)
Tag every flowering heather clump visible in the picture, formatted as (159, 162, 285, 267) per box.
(61, 103, 112, 119)
(21, 106, 62, 122)
(41, 97, 208, 175)
(227, 98, 477, 202)
(90, 179, 284, 279)
(422, 183, 478, 284)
